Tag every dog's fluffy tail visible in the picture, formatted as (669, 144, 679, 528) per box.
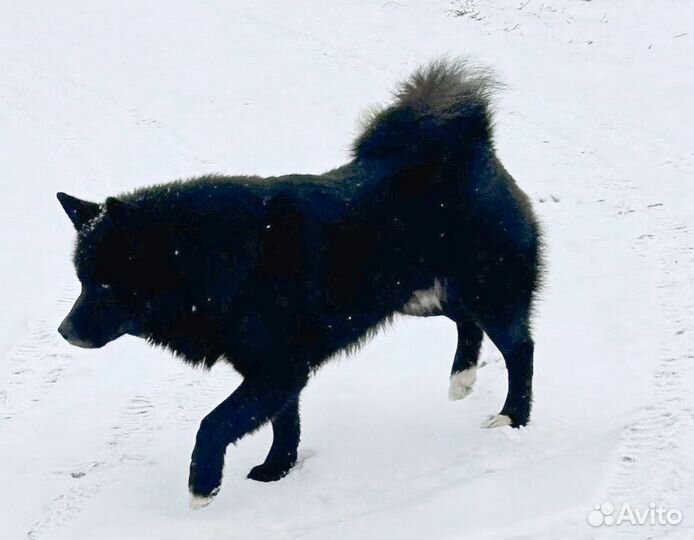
(352, 58, 498, 163)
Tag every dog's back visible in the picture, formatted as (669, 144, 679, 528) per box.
(95, 59, 541, 374)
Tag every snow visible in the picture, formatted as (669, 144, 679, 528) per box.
(1, 1, 692, 538)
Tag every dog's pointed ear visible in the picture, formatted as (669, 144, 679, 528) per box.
(105, 196, 138, 220)
(57, 192, 101, 229)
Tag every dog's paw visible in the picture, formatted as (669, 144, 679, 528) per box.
(188, 458, 223, 508)
(448, 366, 477, 400)
(189, 487, 219, 510)
(481, 414, 513, 429)
(247, 461, 294, 482)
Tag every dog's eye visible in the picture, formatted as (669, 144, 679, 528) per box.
(101, 283, 112, 290)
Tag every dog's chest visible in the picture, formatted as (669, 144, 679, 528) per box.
(400, 278, 446, 316)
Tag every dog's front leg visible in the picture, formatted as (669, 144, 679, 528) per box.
(188, 377, 304, 508)
(247, 390, 303, 482)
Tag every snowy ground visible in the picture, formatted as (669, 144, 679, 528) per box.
(1, 1, 693, 539)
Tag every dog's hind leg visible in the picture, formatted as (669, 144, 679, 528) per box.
(447, 316, 483, 401)
(247, 391, 303, 482)
(188, 375, 307, 507)
(476, 310, 534, 428)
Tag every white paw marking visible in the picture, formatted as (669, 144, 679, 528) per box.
(482, 414, 513, 429)
(402, 278, 446, 315)
(189, 488, 219, 510)
(448, 366, 477, 400)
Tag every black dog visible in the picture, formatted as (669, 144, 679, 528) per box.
(57, 59, 543, 508)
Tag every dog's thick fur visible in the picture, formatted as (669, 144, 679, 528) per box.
(57, 59, 543, 505)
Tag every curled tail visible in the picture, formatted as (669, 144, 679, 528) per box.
(352, 58, 498, 163)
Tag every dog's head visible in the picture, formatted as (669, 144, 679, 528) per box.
(56, 192, 188, 349)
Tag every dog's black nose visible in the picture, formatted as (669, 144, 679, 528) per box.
(58, 319, 101, 348)
(58, 319, 73, 341)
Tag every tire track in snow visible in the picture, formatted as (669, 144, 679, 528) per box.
(507, 106, 694, 537)
(0, 52, 214, 186)
(202, 0, 391, 74)
(25, 364, 238, 539)
(0, 286, 78, 423)
(606, 215, 694, 538)
(555, 118, 694, 536)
